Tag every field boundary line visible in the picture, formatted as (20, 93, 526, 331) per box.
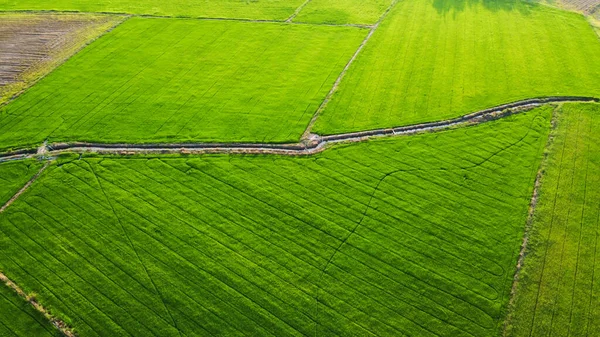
(0, 260, 76, 336)
(0, 97, 597, 163)
(501, 104, 561, 336)
(0, 161, 50, 213)
(285, 0, 312, 23)
(301, 0, 399, 139)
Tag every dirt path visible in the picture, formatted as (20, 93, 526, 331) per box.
(0, 271, 76, 336)
(0, 96, 595, 163)
(502, 105, 562, 336)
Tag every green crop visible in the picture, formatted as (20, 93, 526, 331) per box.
(313, 0, 600, 135)
(0, 0, 305, 21)
(293, 0, 392, 25)
(505, 103, 600, 336)
(0, 18, 366, 150)
(0, 160, 43, 206)
(0, 107, 550, 336)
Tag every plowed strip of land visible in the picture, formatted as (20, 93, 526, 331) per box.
(0, 13, 124, 105)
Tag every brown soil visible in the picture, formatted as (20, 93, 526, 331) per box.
(558, 0, 600, 14)
(0, 13, 124, 104)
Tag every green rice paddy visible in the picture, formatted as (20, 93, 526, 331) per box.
(0, 160, 43, 206)
(313, 0, 600, 134)
(506, 103, 600, 336)
(0, 108, 550, 336)
(0, 18, 366, 150)
(1, 1, 599, 336)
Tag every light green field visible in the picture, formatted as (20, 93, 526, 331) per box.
(505, 103, 600, 336)
(0, 108, 550, 336)
(0, 160, 43, 206)
(0, 282, 60, 337)
(313, 0, 600, 135)
(0, 0, 305, 21)
(293, 0, 392, 25)
(0, 17, 366, 151)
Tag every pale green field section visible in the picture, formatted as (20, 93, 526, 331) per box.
(0, 108, 550, 336)
(0, 283, 60, 337)
(0, 0, 305, 21)
(0, 160, 43, 206)
(506, 103, 600, 336)
(0, 18, 367, 150)
(313, 0, 600, 135)
(293, 0, 392, 25)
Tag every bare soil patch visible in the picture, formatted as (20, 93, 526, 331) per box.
(0, 13, 124, 104)
(558, 0, 600, 14)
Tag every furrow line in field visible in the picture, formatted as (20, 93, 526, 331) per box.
(88, 164, 313, 335)
(0, 272, 75, 337)
(301, 0, 399, 139)
(0, 97, 595, 163)
(0, 161, 49, 214)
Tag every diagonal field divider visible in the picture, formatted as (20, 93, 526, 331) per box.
(301, 0, 400, 139)
(0, 161, 49, 213)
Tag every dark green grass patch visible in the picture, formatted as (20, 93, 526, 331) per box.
(0, 160, 43, 206)
(0, 282, 60, 337)
(505, 103, 600, 336)
(0, 17, 366, 150)
(0, 0, 305, 21)
(313, 0, 600, 135)
(0, 108, 551, 336)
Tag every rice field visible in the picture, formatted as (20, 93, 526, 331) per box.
(313, 0, 600, 135)
(0, 0, 599, 336)
(0, 107, 551, 336)
(0, 0, 305, 21)
(505, 103, 600, 336)
(0, 17, 366, 151)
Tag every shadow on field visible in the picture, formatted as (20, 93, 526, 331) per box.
(431, 0, 534, 14)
